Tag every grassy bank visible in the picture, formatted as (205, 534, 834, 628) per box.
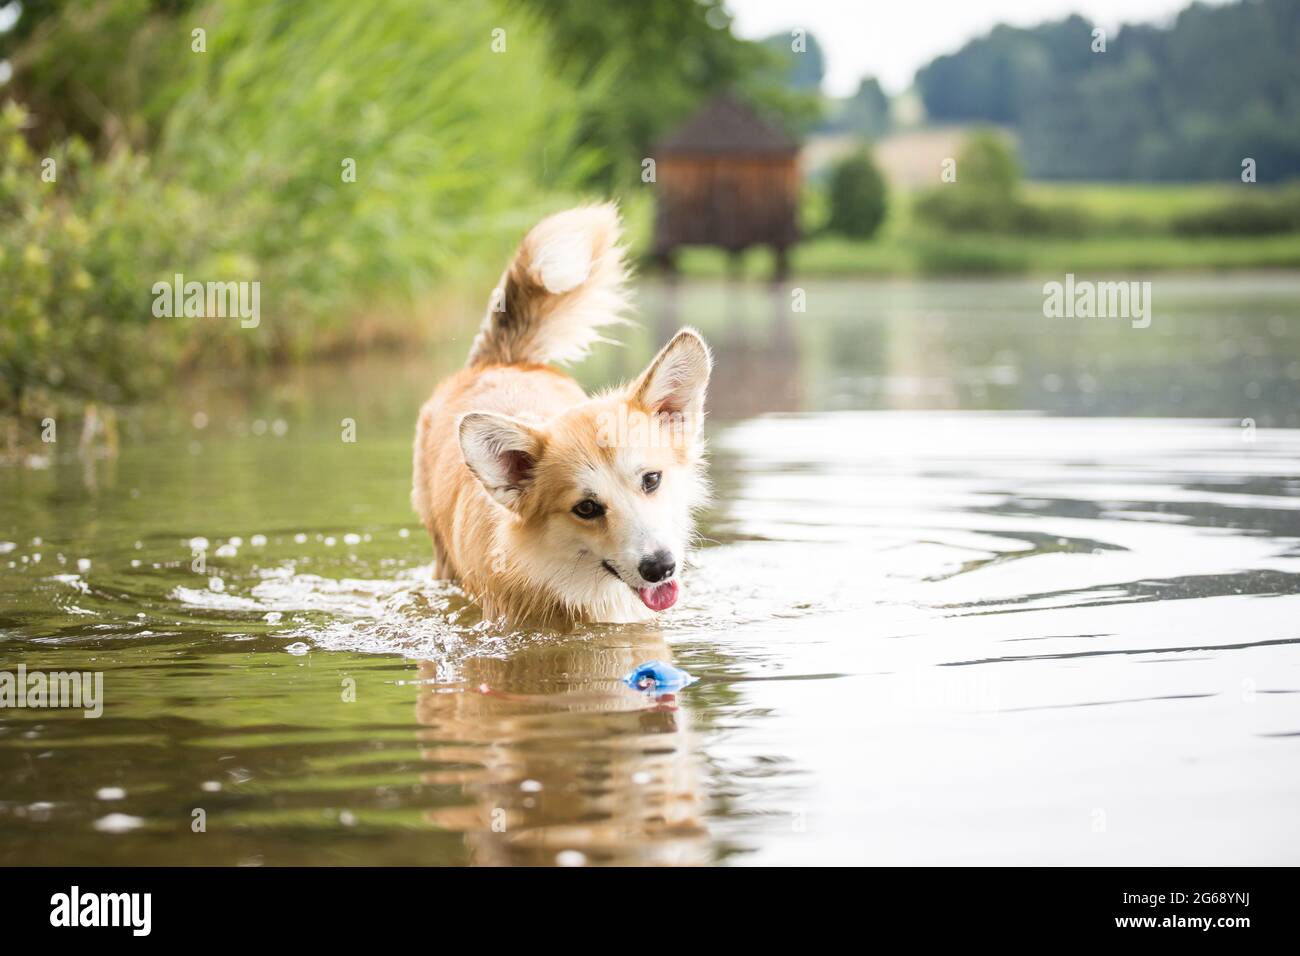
(672, 231, 1300, 278)
(667, 183, 1300, 278)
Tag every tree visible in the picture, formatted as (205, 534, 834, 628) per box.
(520, 0, 819, 191)
(912, 131, 1026, 233)
(913, 0, 1300, 182)
(826, 77, 891, 138)
(957, 131, 1021, 196)
(759, 29, 826, 92)
(826, 150, 888, 238)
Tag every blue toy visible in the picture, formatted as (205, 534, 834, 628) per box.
(624, 660, 697, 693)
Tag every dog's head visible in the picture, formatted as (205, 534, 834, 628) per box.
(458, 329, 711, 618)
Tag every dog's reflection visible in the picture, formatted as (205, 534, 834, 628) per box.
(413, 628, 708, 865)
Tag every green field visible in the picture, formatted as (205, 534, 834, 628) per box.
(661, 182, 1300, 279)
(1023, 182, 1243, 217)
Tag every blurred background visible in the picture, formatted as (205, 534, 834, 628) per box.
(2, 0, 1298, 444)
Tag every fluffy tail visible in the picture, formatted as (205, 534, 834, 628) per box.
(466, 203, 629, 367)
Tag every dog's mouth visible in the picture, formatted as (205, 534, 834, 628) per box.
(602, 560, 679, 611)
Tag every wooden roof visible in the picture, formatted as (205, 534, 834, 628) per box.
(654, 93, 798, 155)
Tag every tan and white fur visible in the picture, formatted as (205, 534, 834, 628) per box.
(412, 204, 711, 627)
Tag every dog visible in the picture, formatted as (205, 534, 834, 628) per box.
(412, 204, 711, 626)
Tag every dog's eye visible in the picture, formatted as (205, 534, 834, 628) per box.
(642, 471, 662, 494)
(572, 499, 605, 520)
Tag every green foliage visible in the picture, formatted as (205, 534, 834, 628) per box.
(913, 235, 1029, 275)
(673, 225, 1300, 280)
(0, 0, 196, 150)
(957, 132, 1021, 195)
(915, 133, 1300, 238)
(912, 131, 1031, 233)
(915, 1, 1300, 182)
(1171, 185, 1300, 235)
(5, 0, 1298, 434)
(0, 103, 210, 422)
(154, 1, 591, 359)
(1, 0, 597, 422)
(1022, 182, 1243, 226)
(822, 78, 891, 139)
(915, 17, 1096, 126)
(826, 150, 887, 239)
(759, 30, 826, 92)
(911, 132, 1131, 237)
(522, 0, 820, 190)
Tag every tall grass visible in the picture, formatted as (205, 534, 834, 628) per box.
(2, 1, 601, 436)
(157, 0, 596, 359)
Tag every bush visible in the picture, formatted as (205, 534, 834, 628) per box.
(914, 234, 1028, 274)
(0, 102, 212, 430)
(1171, 186, 1300, 236)
(913, 131, 1022, 233)
(956, 130, 1021, 194)
(0, 0, 192, 151)
(1006, 200, 1097, 237)
(913, 130, 1102, 236)
(826, 149, 887, 238)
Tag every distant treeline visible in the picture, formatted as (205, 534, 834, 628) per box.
(915, 0, 1300, 182)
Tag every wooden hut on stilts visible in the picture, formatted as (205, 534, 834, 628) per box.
(651, 93, 801, 281)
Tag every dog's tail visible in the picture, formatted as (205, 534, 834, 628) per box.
(466, 203, 629, 368)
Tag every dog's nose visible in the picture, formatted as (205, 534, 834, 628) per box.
(638, 550, 676, 583)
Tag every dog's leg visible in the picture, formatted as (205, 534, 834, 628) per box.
(429, 526, 456, 580)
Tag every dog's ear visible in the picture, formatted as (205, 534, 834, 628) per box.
(458, 412, 545, 511)
(630, 328, 712, 434)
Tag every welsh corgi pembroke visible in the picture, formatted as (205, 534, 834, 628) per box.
(412, 204, 712, 626)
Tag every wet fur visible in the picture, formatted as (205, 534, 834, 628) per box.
(412, 204, 711, 626)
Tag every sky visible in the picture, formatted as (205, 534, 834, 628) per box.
(725, 0, 1231, 96)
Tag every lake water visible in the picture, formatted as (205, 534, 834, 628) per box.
(2, 274, 1299, 865)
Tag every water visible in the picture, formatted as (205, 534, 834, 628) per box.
(2, 274, 1299, 865)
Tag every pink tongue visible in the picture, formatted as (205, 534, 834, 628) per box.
(638, 579, 679, 611)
